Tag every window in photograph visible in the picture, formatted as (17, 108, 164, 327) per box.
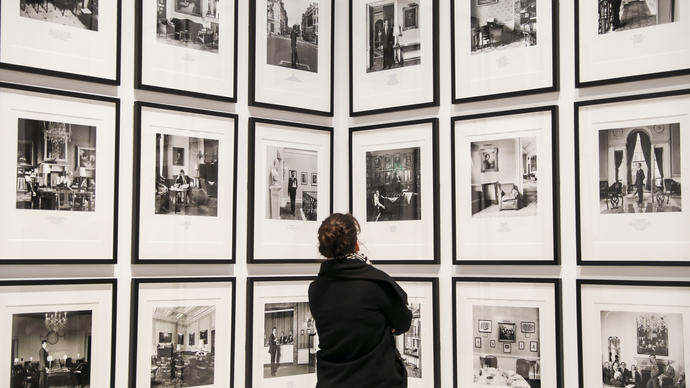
(265, 146, 318, 221)
(598, 123, 682, 214)
(266, 0, 319, 73)
(264, 302, 317, 378)
(366, 147, 421, 222)
(16, 119, 97, 212)
(399, 303, 422, 378)
(158, 0, 220, 53)
(365, 0, 422, 73)
(470, 0, 537, 55)
(154, 134, 219, 217)
(19, 0, 99, 31)
(598, 0, 679, 35)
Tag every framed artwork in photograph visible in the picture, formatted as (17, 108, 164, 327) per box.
(349, 119, 440, 264)
(575, 90, 690, 265)
(451, 0, 558, 103)
(248, 118, 333, 263)
(577, 279, 690, 388)
(0, 0, 120, 84)
(246, 277, 318, 388)
(136, 0, 237, 101)
(478, 320, 492, 333)
(0, 83, 119, 264)
(129, 277, 235, 388)
(349, 0, 439, 116)
(575, 0, 689, 87)
(0, 279, 117, 388)
(521, 321, 536, 333)
(133, 102, 237, 264)
(451, 106, 559, 264)
(475, 337, 482, 348)
(249, 0, 334, 115)
(453, 277, 563, 388)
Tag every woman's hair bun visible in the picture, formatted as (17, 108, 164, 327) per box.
(318, 213, 360, 258)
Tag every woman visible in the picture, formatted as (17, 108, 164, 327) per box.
(308, 213, 412, 388)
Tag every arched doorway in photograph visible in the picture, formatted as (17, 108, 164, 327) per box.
(625, 129, 653, 193)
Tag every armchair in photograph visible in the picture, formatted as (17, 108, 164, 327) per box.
(605, 181, 624, 209)
(516, 358, 531, 380)
(494, 182, 521, 211)
(484, 355, 498, 368)
(158, 18, 176, 39)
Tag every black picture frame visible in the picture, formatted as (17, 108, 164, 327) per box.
(247, 118, 334, 264)
(0, 82, 120, 265)
(0, 0, 122, 85)
(450, 106, 560, 265)
(576, 279, 690, 388)
(248, 0, 335, 116)
(348, 0, 440, 116)
(135, 0, 238, 101)
(574, 0, 690, 88)
(129, 277, 236, 388)
(574, 89, 690, 266)
(1, 278, 118, 388)
(450, 0, 559, 104)
(132, 101, 238, 264)
(452, 277, 564, 388)
(348, 118, 440, 264)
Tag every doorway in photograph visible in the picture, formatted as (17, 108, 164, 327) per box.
(151, 305, 216, 387)
(263, 302, 318, 378)
(470, 136, 538, 217)
(365, 0, 422, 73)
(365, 147, 421, 222)
(598, 123, 682, 214)
(154, 134, 219, 216)
(266, 0, 319, 73)
(10, 310, 92, 388)
(156, 0, 220, 53)
(470, 0, 537, 55)
(15, 119, 97, 212)
(472, 305, 541, 388)
(265, 146, 318, 221)
(598, 0, 679, 35)
(600, 311, 685, 387)
(397, 303, 422, 378)
(19, 0, 99, 31)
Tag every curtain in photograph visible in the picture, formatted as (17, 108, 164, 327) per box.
(640, 133, 652, 191)
(654, 147, 664, 188)
(625, 134, 636, 191)
(614, 151, 623, 182)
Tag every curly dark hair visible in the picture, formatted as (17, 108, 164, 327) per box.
(318, 213, 360, 258)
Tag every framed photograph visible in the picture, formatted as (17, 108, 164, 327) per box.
(396, 278, 440, 386)
(521, 321, 536, 333)
(136, 0, 237, 101)
(0, 83, 119, 264)
(453, 277, 563, 388)
(530, 341, 538, 352)
(248, 118, 333, 263)
(129, 277, 235, 388)
(133, 102, 237, 263)
(349, 119, 440, 264)
(246, 277, 318, 388)
(575, 90, 690, 265)
(249, 0, 334, 115)
(452, 106, 559, 264)
(1, 279, 117, 388)
(451, 0, 558, 103)
(478, 319, 492, 333)
(575, 0, 689, 87)
(475, 337, 482, 348)
(349, 0, 439, 116)
(577, 279, 690, 388)
(0, 0, 120, 84)
(300, 172, 308, 185)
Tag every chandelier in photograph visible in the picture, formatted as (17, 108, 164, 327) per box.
(44, 311, 68, 333)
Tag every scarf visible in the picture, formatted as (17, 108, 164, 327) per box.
(335, 252, 369, 263)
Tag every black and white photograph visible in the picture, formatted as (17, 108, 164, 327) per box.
(20, 0, 99, 31)
(399, 303, 422, 378)
(10, 310, 93, 388)
(597, 123, 682, 214)
(16, 119, 98, 212)
(266, 0, 319, 73)
(365, 147, 421, 222)
(453, 108, 558, 264)
(265, 146, 318, 221)
(578, 280, 690, 388)
(153, 134, 219, 217)
(470, 0, 537, 55)
(365, 0, 421, 73)
(469, 136, 538, 218)
(597, 0, 678, 35)
(479, 320, 493, 333)
(149, 305, 216, 387)
(263, 302, 317, 378)
(576, 91, 690, 265)
(0, 279, 116, 388)
(454, 278, 561, 388)
(133, 103, 236, 263)
(156, 0, 220, 53)
(248, 119, 332, 263)
(522, 322, 536, 333)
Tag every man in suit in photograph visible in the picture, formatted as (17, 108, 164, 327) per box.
(38, 339, 48, 388)
(381, 19, 395, 70)
(634, 162, 645, 205)
(269, 327, 281, 376)
(290, 25, 299, 69)
(647, 355, 663, 388)
(611, 0, 622, 30)
(288, 171, 298, 215)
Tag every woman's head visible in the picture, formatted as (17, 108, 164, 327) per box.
(318, 213, 360, 258)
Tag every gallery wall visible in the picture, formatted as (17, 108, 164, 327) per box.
(1, 0, 690, 387)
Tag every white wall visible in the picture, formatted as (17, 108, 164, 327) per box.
(1, 0, 690, 387)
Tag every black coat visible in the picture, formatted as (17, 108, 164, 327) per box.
(308, 258, 412, 388)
